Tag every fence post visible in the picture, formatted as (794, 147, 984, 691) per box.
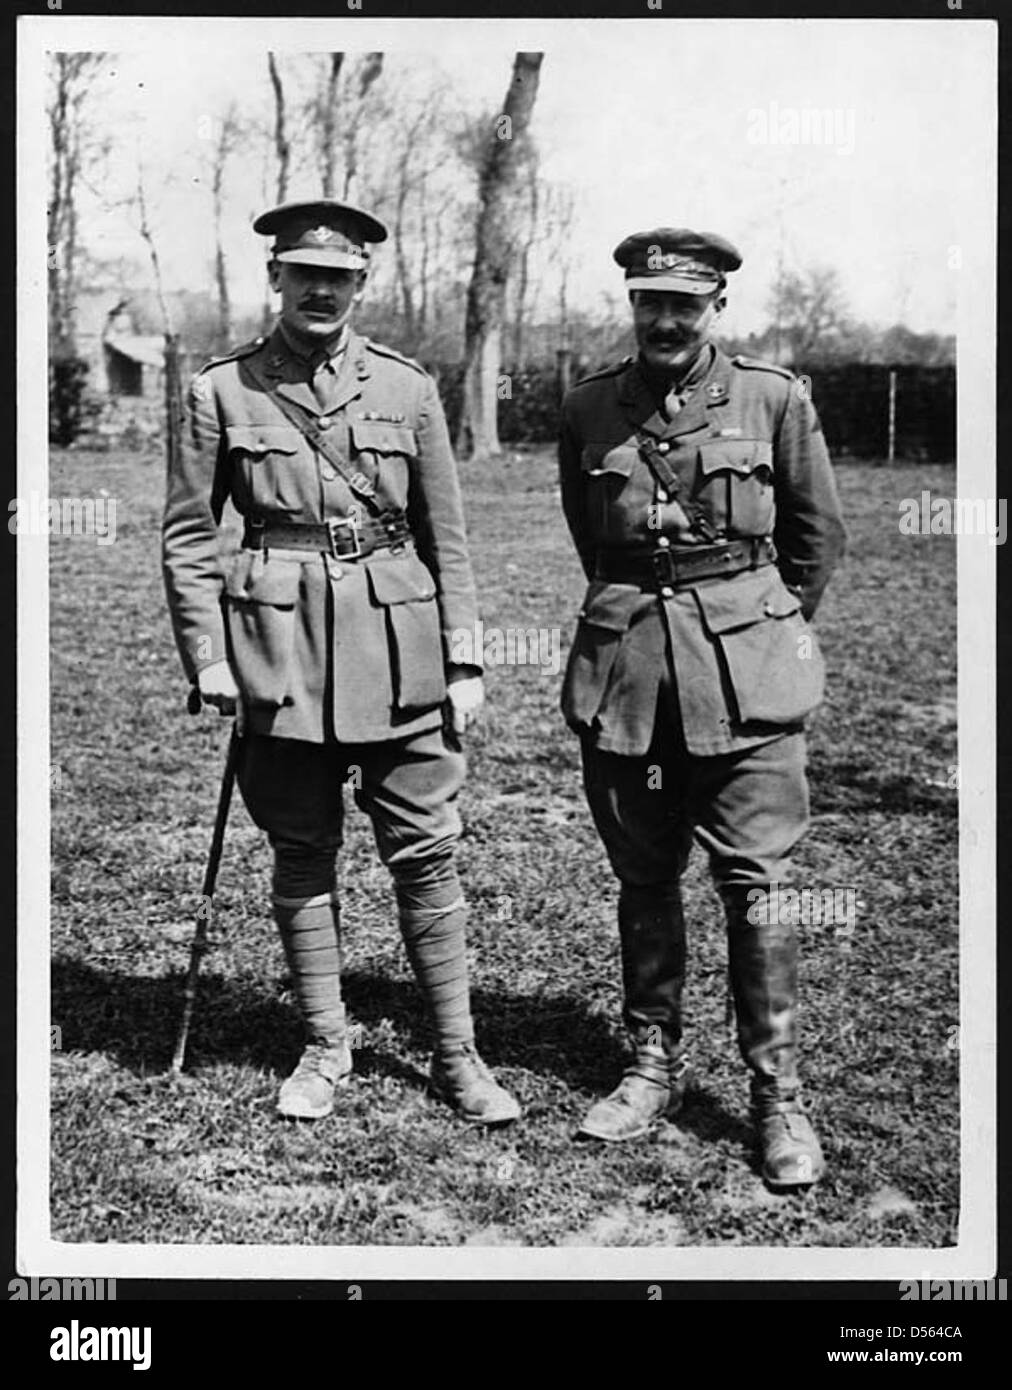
(556, 347, 573, 399)
(164, 333, 183, 471)
(887, 367, 897, 463)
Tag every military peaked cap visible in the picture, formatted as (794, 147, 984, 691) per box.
(614, 227, 742, 294)
(253, 198, 389, 269)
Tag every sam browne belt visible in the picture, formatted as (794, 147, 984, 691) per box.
(595, 535, 776, 591)
(242, 510, 412, 561)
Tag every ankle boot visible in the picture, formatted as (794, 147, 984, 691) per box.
(724, 887, 825, 1189)
(429, 1041, 521, 1126)
(273, 891, 352, 1119)
(578, 1041, 691, 1141)
(396, 870, 520, 1126)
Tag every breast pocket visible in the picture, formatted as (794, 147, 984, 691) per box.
(693, 569, 824, 726)
(350, 419, 419, 511)
(366, 553, 446, 712)
(222, 553, 302, 708)
(580, 443, 643, 542)
(225, 424, 304, 514)
(694, 439, 775, 536)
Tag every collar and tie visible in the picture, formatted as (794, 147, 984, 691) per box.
(656, 343, 714, 420)
(276, 322, 349, 411)
(310, 350, 345, 412)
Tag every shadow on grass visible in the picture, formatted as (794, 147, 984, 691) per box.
(52, 955, 754, 1147)
(50, 957, 615, 1090)
(808, 755, 957, 817)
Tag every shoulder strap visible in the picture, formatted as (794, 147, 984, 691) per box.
(574, 356, 633, 388)
(634, 429, 719, 542)
(198, 337, 266, 375)
(731, 354, 794, 380)
(241, 354, 393, 518)
(362, 338, 428, 376)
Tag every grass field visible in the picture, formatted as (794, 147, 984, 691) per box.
(47, 442, 958, 1248)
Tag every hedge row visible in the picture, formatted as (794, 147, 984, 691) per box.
(435, 361, 955, 461)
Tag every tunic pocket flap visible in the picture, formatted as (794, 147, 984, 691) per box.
(366, 556, 438, 606)
(224, 555, 301, 607)
(350, 419, 418, 455)
(698, 439, 773, 476)
(694, 569, 800, 634)
(580, 443, 637, 478)
(577, 580, 643, 632)
(225, 424, 302, 456)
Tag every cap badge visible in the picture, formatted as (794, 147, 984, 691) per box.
(307, 225, 337, 244)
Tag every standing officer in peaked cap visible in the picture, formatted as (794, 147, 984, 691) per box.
(163, 198, 520, 1126)
(558, 228, 846, 1187)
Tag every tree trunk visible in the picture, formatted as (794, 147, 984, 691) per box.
(48, 55, 94, 358)
(343, 52, 383, 201)
(512, 174, 538, 370)
(392, 149, 416, 342)
(320, 53, 344, 198)
(457, 52, 543, 459)
(267, 53, 291, 203)
(418, 181, 430, 335)
(211, 120, 233, 350)
(164, 333, 184, 475)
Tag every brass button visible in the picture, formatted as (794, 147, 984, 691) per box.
(660, 585, 674, 599)
(318, 417, 332, 431)
(657, 536, 670, 549)
(320, 465, 337, 482)
(657, 441, 670, 454)
(763, 601, 774, 615)
(657, 491, 669, 503)
(327, 558, 343, 580)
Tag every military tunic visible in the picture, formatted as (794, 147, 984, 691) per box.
(559, 345, 846, 759)
(162, 325, 478, 745)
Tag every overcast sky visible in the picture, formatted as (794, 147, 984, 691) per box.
(31, 16, 995, 336)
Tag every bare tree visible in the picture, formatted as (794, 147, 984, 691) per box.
(134, 158, 173, 338)
(134, 158, 183, 468)
(457, 51, 544, 459)
(267, 53, 292, 203)
(546, 185, 576, 341)
(768, 265, 851, 364)
(315, 53, 345, 198)
(48, 53, 108, 358)
(342, 52, 384, 201)
(390, 105, 430, 343)
(510, 151, 540, 370)
(210, 105, 242, 350)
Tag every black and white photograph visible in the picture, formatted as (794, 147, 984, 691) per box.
(14, 8, 999, 1294)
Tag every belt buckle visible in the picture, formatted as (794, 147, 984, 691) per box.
(651, 547, 677, 589)
(327, 513, 361, 560)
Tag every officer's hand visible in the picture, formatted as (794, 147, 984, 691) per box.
(445, 672, 485, 736)
(196, 659, 240, 715)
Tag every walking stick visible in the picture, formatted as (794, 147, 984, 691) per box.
(170, 691, 242, 1074)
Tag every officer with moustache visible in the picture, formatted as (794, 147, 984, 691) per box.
(558, 228, 846, 1187)
(163, 199, 519, 1127)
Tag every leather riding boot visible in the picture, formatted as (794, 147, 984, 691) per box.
(578, 883, 690, 1142)
(724, 887, 825, 1189)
